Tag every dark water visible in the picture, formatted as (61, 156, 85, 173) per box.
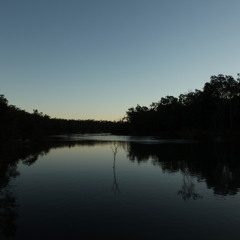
(0, 135, 240, 239)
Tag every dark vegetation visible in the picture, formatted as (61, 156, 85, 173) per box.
(1, 74, 240, 140)
(125, 74, 240, 137)
(0, 95, 127, 141)
(1, 74, 240, 237)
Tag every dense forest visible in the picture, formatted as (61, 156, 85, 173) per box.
(1, 74, 240, 140)
(125, 74, 240, 137)
(0, 95, 127, 140)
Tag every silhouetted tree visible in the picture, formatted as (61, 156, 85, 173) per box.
(0, 94, 129, 140)
(125, 74, 240, 136)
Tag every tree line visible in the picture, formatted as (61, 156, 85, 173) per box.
(1, 74, 240, 140)
(0, 95, 127, 140)
(125, 74, 240, 137)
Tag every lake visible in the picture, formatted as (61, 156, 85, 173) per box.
(0, 135, 240, 239)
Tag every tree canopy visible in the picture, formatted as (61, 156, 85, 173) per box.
(1, 74, 240, 140)
(125, 74, 240, 136)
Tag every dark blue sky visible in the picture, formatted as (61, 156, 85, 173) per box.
(1, 0, 240, 120)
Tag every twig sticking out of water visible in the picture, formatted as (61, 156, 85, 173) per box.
(111, 143, 118, 169)
(111, 143, 120, 194)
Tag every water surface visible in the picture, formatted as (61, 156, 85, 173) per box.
(0, 135, 240, 239)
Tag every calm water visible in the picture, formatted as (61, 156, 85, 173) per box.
(0, 135, 240, 239)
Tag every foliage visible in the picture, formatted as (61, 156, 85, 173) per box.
(0, 96, 128, 140)
(1, 74, 240, 140)
(125, 74, 240, 136)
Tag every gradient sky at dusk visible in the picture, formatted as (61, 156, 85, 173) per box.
(1, 0, 240, 120)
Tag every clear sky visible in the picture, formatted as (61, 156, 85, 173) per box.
(1, 0, 240, 121)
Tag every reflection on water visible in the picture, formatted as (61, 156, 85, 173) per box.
(111, 143, 120, 195)
(0, 187, 18, 237)
(0, 136, 240, 239)
(178, 166, 203, 201)
(127, 141, 240, 196)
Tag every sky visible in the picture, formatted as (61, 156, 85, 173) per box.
(1, 0, 240, 121)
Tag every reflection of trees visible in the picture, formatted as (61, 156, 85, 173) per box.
(178, 166, 202, 201)
(111, 143, 120, 195)
(111, 142, 118, 169)
(112, 166, 120, 195)
(0, 137, 239, 237)
(127, 141, 240, 197)
(207, 160, 239, 196)
(0, 187, 18, 237)
(0, 161, 18, 238)
(0, 139, 118, 238)
(0, 145, 20, 238)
